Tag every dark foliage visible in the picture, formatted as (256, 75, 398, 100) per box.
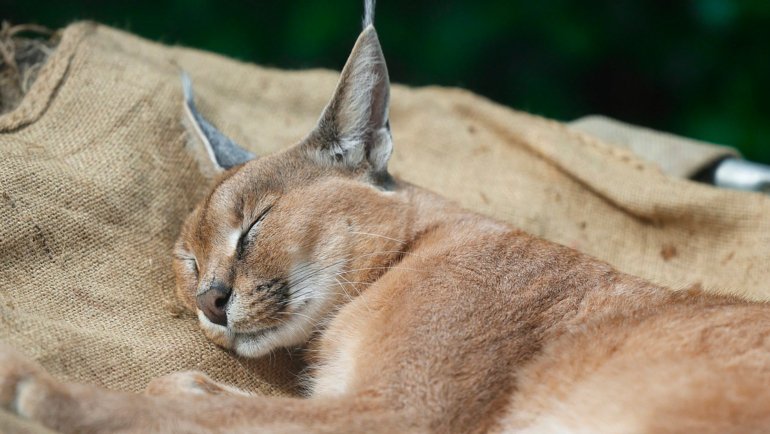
(5, 0, 769, 162)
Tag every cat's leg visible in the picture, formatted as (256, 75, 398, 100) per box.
(145, 371, 253, 397)
(0, 343, 409, 433)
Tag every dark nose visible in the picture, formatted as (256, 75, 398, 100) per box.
(196, 282, 232, 326)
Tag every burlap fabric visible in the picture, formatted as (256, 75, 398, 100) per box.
(569, 115, 739, 178)
(2, 22, 770, 432)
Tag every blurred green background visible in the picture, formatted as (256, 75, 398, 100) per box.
(5, 0, 769, 163)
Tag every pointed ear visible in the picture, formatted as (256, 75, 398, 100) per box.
(304, 26, 393, 175)
(181, 73, 255, 176)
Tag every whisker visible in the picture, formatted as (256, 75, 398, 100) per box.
(350, 230, 406, 244)
(289, 259, 348, 288)
(278, 310, 316, 323)
(353, 249, 429, 261)
(335, 273, 366, 296)
(337, 265, 426, 274)
(333, 276, 355, 303)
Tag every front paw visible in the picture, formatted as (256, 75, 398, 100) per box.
(0, 343, 58, 420)
(1, 344, 157, 433)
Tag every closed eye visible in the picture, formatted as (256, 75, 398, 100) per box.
(188, 258, 199, 276)
(174, 253, 199, 277)
(237, 205, 273, 258)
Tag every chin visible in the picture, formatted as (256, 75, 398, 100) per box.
(196, 309, 320, 358)
(234, 295, 338, 357)
(232, 323, 311, 358)
(197, 281, 339, 358)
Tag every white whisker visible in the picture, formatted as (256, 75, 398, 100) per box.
(350, 230, 406, 244)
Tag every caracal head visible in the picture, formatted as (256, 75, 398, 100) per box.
(173, 26, 405, 358)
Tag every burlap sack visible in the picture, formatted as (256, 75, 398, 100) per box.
(569, 115, 739, 179)
(2, 22, 769, 431)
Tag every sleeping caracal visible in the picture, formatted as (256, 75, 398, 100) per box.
(2, 1, 770, 432)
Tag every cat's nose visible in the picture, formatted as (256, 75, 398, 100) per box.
(197, 282, 232, 326)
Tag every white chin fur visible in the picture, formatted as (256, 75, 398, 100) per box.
(198, 261, 342, 358)
(232, 316, 314, 358)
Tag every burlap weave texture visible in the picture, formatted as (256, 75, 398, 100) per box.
(1, 24, 769, 433)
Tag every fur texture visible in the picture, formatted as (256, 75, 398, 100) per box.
(2, 4, 770, 434)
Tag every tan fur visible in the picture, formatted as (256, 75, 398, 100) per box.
(2, 8, 770, 434)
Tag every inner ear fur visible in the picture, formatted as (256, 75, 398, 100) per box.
(181, 73, 255, 177)
(304, 26, 393, 176)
